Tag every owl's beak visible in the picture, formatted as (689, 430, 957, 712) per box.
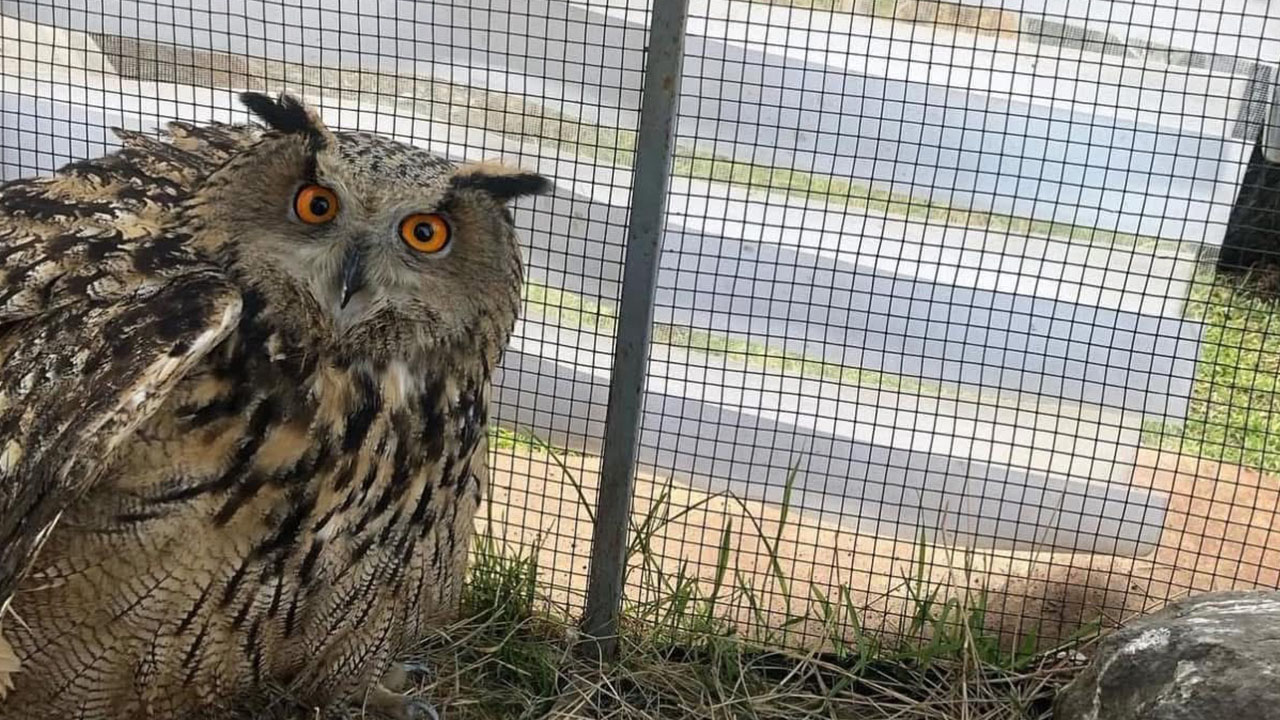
(339, 246, 365, 309)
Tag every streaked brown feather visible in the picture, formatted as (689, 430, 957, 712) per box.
(0, 133, 244, 605)
(0, 92, 548, 720)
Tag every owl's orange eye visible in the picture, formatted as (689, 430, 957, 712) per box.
(293, 184, 339, 224)
(399, 213, 451, 254)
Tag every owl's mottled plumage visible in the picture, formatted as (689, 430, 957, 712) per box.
(0, 92, 549, 719)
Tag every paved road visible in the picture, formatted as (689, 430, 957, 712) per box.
(1, 0, 1261, 247)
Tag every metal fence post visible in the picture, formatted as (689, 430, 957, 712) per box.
(579, 0, 691, 660)
(1266, 75, 1280, 164)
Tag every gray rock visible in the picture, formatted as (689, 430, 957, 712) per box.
(1055, 590, 1280, 720)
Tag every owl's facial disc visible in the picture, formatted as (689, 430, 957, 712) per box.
(220, 92, 557, 354)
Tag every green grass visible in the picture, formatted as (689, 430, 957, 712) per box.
(480, 269, 1280, 719)
(488, 426, 583, 457)
(522, 282, 617, 336)
(1143, 272, 1280, 474)
(369, 458, 1090, 720)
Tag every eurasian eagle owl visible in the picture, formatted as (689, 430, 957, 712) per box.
(0, 91, 550, 719)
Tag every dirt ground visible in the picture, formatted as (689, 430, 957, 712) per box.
(477, 446, 1280, 651)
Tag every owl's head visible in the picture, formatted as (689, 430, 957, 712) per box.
(190, 92, 551, 365)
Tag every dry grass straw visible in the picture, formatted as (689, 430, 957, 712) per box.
(387, 457, 1092, 719)
(391, 537, 1090, 719)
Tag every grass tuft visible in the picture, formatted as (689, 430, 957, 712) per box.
(379, 454, 1093, 719)
(1144, 270, 1280, 474)
(388, 530, 1086, 720)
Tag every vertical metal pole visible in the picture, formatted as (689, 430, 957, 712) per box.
(1265, 74, 1280, 164)
(580, 0, 690, 660)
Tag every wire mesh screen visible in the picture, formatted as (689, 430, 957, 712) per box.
(3, 0, 1280, 654)
(625, 0, 1280, 648)
(0, 0, 641, 611)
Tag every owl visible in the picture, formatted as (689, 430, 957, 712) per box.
(0, 91, 550, 719)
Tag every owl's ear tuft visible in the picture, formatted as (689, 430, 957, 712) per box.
(240, 91, 332, 151)
(451, 161, 553, 203)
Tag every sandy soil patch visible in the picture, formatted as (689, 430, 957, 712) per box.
(478, 446, 1280, 650)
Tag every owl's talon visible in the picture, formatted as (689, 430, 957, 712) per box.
(365, 683, 440, 720)
(400, 661, 432, 683)
(378, 660, 433, 693)
(404, 697, 440, 720)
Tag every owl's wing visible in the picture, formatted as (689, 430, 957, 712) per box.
(0, 130, 247, 606)
(112, 119, 263, 187)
